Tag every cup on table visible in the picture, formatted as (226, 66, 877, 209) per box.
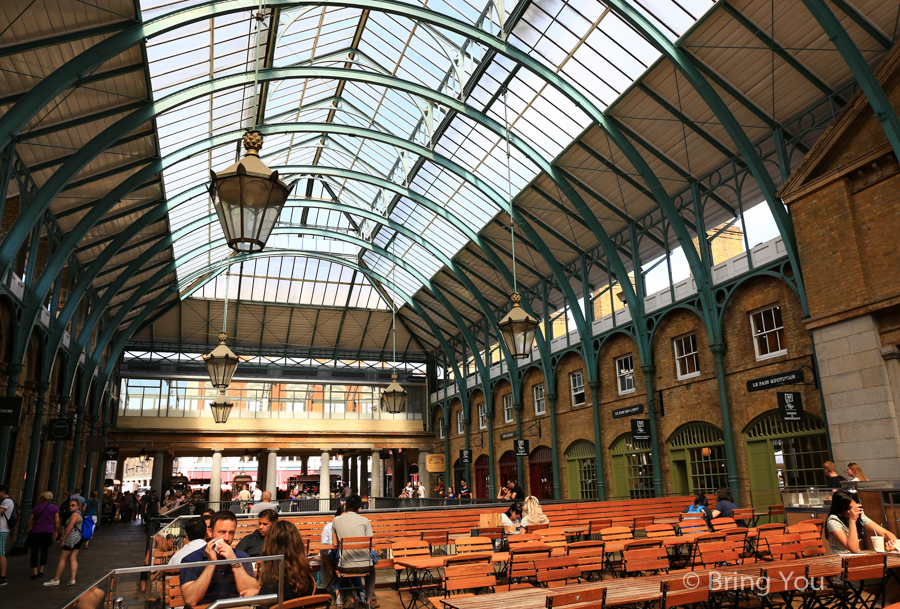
(871, 536, 885, 552)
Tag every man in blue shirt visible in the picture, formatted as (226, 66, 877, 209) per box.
(179, 510, 257, 607)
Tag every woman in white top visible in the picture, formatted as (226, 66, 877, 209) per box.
(825, 490, 897, 554)
(500, 503, 522, 534)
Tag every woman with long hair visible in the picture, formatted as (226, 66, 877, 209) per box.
(847, 462, 868, 482)
(501, 502, 523, 534)
(257, 520, 316, 602)
(521, 496, 550, 528)
(826, 489, 896, 554)
(711, 488, 745, 527)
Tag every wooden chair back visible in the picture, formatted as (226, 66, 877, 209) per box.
(444, 562, 497, 594)
(455, 536, 494, 554)
(842, 553, 887, 582)
(472, 526, 503, 540)
(679, 515, 709, 535)
(508, 545, 552, 586)
(645, 523, 675, 538)
(763, 533, 802, 561)
(527, 523, 550, 532)
(767, 504, 786, 523)
(756, 523, 786, 539)
(599, 526, 633, 541)
(796, 519, 825, 535)
(661, 572, 710, 607)
(282, 595, 335, 609)
(622, 547, 669, 576)
(509, 533, 544, 546)
(546, 586, 607, 609)
(535, 556, 583, 587)
(445, 552, 491, 566)
(337, 536, 373, 568)
(421, 530, 450, 547)
(625, 538, 663, 550)
(391, 539, 430, 570)
(787, 523, 819, 540)
(761, 565, 808, 594)
(732, 507, 754, 523)
(566, 540, 606, 577)
(696, 541, 741, 568)
(710, 517, 737, 531)
(588, 519, 612, 538)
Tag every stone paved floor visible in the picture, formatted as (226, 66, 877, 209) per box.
(3, 518, 147, 609)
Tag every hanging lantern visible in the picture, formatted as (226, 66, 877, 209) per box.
(498, 293, 539, 359)
(381, 373, 407, 414)
(242, 449, 251, 463)
(138, 448, 147, 462)
(208, 131, 294, 253)
(209, 389, 234, 424)
(202, 332, 240, 388)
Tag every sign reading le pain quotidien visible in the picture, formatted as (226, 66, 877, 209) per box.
(746, 369, 804, 392)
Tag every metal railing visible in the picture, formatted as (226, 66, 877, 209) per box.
(62, 555, 286, 609)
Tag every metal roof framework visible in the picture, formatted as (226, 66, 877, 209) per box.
(0, 0, 898, 424)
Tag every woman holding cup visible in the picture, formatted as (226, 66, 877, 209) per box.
(825, 490, 897, 554)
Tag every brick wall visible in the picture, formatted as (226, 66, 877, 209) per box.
(436, 275, 825, 501)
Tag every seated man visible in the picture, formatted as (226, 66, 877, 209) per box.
(235, 509, 277, 557)
(250, 491, 279, 514)
(332, 494, 379, 608)
(179, 510, 257, 607)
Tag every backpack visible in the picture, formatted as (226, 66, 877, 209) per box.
(3, 499, 18, 528)
(686, 504, 703, 514)
(81, 515, 95, 540)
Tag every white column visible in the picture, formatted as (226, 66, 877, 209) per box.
(418, 450, 430, 499)
(210, 451, 222, 504)
(150, 450, 164, 493)
(267, 449, 278, 495)
(319, 451, 331, 511)
(370, 451, 381, 498)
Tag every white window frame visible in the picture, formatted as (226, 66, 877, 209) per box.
(438, 417, 445, 439)
(477, 403, 486, 429)
(534, 384, 546, 416)
(750, 305, 787, 361)
(673, 333, 701, 380)
(503, 394, 514, 423)
(570, 371, 585, 406)
(457, 410, 464, 435)
(616, 355, 636, 395)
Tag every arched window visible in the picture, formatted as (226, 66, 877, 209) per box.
(667, 422, 727, 495)
(744, 410, 829, 507)
(452, 458, 465, 492)
(610, 433, 654, 499)
(529, 446, 553, 500)
(564, 440, 597, 499)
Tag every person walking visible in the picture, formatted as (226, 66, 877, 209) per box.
(82, 491, 100, 549)
(44, 497, 84, 586)
(238, 484, 251, 514)
(24, 491, 59, 579)
(0, 484, 14, 586)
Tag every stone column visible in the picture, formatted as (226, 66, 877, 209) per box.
(150, 450, 164, 493)
(319, 451, 331, 511)
(267, 449, 278, 495)
(360, 454, 369, 495)
(210, 451, 222, 504)
(418, 450, 430, 499)
(301, 455, 309, 476)
(370, 451, 381, 499)
(350, 453, 358, 493)
(342, 455, 350, 488)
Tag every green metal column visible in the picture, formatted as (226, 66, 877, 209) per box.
(81, 389, 103, 492)
(0, 363, 23, 482)
(710, 344, 740, 496)
(486, 410, 496, 498)
(46, 393, 69, 497)
(641, 365, 664, 496)
(67, 375, 91, 492)
(444, 401, 451, 497)
(13, 380, 50, 548)
(588, 382, 606, 499)
(546, 393, 561, 499)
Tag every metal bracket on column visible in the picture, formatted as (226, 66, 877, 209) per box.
(521, 419, 541, 438)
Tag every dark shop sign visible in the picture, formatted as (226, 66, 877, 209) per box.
(631, 419, 651, 442)
(500, 431, 516, 441)
(460, 449, 472, 464)
(514, 439, 530, 457)
(0, 396, 22, 426)
(747, 369, 804, 392)
(613, 404, 644, 419)
(777, 392, 804, 422)
(48, 418, 73, 441)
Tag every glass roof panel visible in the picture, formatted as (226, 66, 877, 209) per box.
(139, 0, 717, 316)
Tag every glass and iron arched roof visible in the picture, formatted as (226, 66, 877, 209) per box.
(0, 0, 896, 365)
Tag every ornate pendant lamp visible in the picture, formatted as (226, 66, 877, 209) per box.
(138, 448, 147, 462)
(497, 87, 539, 359)
(209, 389, 234, 424)
(204, 272, 239, 422)
(242, 449, 251, 463)
(207, 131, 293, 252)
(381, 239, 407, 414)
